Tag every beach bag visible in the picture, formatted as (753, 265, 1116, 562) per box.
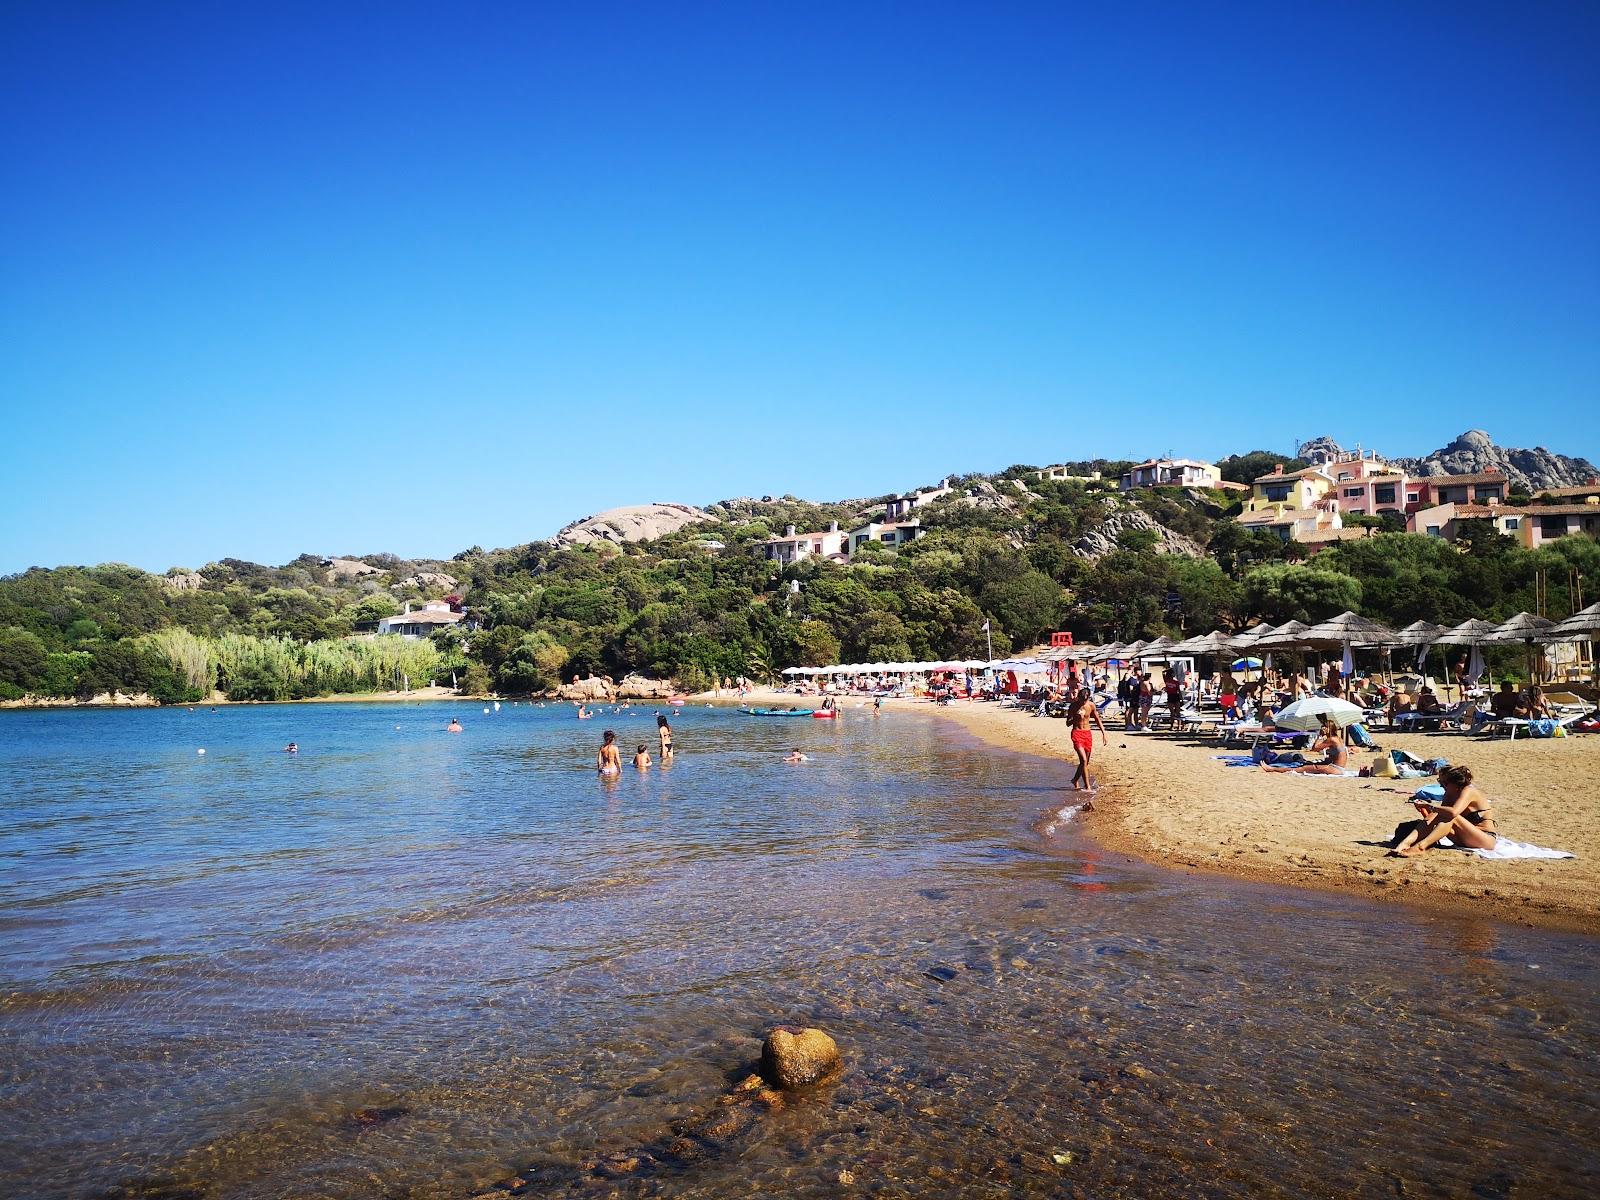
(1529, 719, 1556, 738)
(1348, 722, 1376, 748)
(1371, 753, 1397, 778)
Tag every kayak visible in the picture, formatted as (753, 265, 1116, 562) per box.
(811, 711, 837, 719)
(739, 707, 816, 717)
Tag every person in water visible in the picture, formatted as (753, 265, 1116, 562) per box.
(284, 742, 298, 753)
(1387, 765, 1497, 857)
(633, 743, 652, 769)
(597, 730, 622, 775)
(1260, 719, 1348, 773)
(577, 705, 592, 720)
(784, 749, 808, 763)
(446, 718, 463, 733)
(1066, 688, 1108, 793)
(656, 714, 674, 759)
(873, 694, 882, 714)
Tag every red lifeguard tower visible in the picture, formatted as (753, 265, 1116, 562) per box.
(1049, 632, 1074, 648)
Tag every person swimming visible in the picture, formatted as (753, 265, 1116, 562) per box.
(597, 730, 622, 775)
(446, 718, 463, 733)
(784, 749, 808, 763)
(284, 742, 298, 753)
(633, 743, 652, 769)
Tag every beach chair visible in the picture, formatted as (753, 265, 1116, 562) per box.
(1486, 712, 1586, 740)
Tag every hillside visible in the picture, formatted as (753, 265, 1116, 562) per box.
(2, 432, 1596, 704)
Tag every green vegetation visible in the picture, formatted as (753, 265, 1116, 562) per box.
(2, 474, 1596, 703)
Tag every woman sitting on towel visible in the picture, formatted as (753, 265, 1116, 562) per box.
(1260, 719, 1349, 774)
(1387, 765, 1496, 857)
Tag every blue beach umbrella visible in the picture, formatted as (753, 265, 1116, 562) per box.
(1230, 657, 1264, 671)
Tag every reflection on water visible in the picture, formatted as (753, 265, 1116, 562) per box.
(1, 703, 1596, 1199)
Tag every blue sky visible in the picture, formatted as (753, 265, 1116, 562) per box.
(3, 1, 1596, 573)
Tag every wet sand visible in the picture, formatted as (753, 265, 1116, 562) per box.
(733, 688, 1600, 932)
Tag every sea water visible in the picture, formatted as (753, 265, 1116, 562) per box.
(1, 702, 1596, 1198)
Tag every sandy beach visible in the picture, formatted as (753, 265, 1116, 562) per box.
(732, 686, 1600, 932)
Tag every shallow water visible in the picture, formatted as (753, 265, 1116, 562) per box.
(1, 702, 1596, 1199)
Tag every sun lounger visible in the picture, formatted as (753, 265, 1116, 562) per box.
(1484, 712, 1586, 740)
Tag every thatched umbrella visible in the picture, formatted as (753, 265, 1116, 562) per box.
(1296, 611, 1399, 647)
(1224, 622, 1275, 650)
(1487, 612, 1558, 685)
(1251, 620, 1312, 650)
(1393, 620, 1449, 672)
(1088, 640, 1126, 664)
(1538, 601, 1600, 684)
(1432, 617, 1500, 692)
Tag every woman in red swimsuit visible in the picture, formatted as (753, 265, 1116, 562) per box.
(1066, 689, 1109, 793)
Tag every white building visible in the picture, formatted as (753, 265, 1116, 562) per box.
(1119, 458, 1221, 491)
(846, 519, 924, 553)
(377, 600, 468, 638)
(884, 478, 953, 520)
(756, 522, 849, 565)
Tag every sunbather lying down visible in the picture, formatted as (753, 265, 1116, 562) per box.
(1387, 765, 1495, 857)
(1261, 720, 1350, 774)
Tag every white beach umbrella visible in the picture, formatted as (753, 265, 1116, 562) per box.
(1271, 696, 1366, 731)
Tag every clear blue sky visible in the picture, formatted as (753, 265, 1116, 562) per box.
(3, 1, 1596, 573)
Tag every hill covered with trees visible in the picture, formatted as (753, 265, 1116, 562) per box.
(2, 456, 1596, 703)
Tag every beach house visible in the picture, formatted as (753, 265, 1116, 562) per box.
(1119, 458, 1221, 491)
(1235, 503, 1346, 544)
(1517, 503, 1600, 549)
(755, 523, 849, 565)
(1534, 479, 1600, 505)
(846, 519, 924, 553)
(1410, 503, 1526, 543)
(884, 478, 954, 520)
(1415, 471, 1509, 507)
(1244, 465, 1335, 515)
(1316, 451, 1421, 518)
(376, 601, 468, 638)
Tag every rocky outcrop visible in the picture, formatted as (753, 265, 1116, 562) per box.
(399, 571, 458, 592)
(1071, 504, 1206, 560)
(615, 673, 674, 700)
(553, 504, 715, 548)
(323, 557, 383, 580)
(1392, 429, 1598, 494)
(550, 675, 613, 702)
(162, 571, 204, 590)
(760, 1027, 842, 1089)
(954, 480, 1020, 514)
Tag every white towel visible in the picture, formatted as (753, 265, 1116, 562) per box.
(1442, 837, 1575, 860)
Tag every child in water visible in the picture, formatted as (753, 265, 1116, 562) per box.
(633, 744, 652, 769)
(784, 749, 808, 763)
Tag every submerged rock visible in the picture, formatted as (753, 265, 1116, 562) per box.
(760, 1027, 843, 1090)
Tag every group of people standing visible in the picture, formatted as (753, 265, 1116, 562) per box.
(597, 714, 674, 775)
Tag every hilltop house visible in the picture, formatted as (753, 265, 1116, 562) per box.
(1416, 471, 1509, 507)
(846, 519, 924, 553)
(1236, 502, 1346, 544)
(1534, 479, 1600, 505)
(1119, 458, 1220, 491)
(756, 522, 849, 565)
(377, 600, 469, 638)
(1244, 465, 1334, 514)
(1316, 452, 1421, 518)
(1034, 466, 1102, 483)
(885, 478, 953, 520)
(1411, 503, 1526, 543)
(1518, 503, 1600, 550)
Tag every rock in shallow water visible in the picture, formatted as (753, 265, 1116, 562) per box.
(760, 1027, 843, 1090)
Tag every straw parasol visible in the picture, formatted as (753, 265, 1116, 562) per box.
(1484, 612, 1556, 644)
(1539, 601, 1600, 639)
(1393, 620, 1448, 645)
(1141, 636, 1177, 656)
(1433, 618, 1499, 646)
(1251, 620, 1312, 650)
(1295, 611, 1399, 647)
(1224, 622, 1275, 650)
(1088, 641, 1126, 663)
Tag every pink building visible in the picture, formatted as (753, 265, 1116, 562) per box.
(1318, 453, 1421, 517)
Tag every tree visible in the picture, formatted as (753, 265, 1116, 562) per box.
(1242, 564, 1362, 624)
(0, 626, 47, 695)
(1217, 451, 1307, 485)
(979, 570, 1065, 648)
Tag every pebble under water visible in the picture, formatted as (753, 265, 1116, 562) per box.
(1, 702, 1596, 1199)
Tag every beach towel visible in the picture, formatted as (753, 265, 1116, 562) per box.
(1441, 837, 1575, 861)
(1212, 755, 1257, 767)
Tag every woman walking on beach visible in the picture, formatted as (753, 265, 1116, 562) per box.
(1067, 690, 1108, 793)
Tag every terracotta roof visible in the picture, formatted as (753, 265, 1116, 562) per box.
(1238, 508, 1325, 524)
(1443, 504, 1525, 518)
(381, 609, 464, 626)
(1299, 528, 1373, 543)
(1253, 465, 1332, 483)
(1421, 472, 1508, 487)
(1524, 505, 1600, 517)
(1535, 483, 1600, 499)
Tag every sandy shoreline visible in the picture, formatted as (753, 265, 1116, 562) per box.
(733, 686, 1600, 934)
